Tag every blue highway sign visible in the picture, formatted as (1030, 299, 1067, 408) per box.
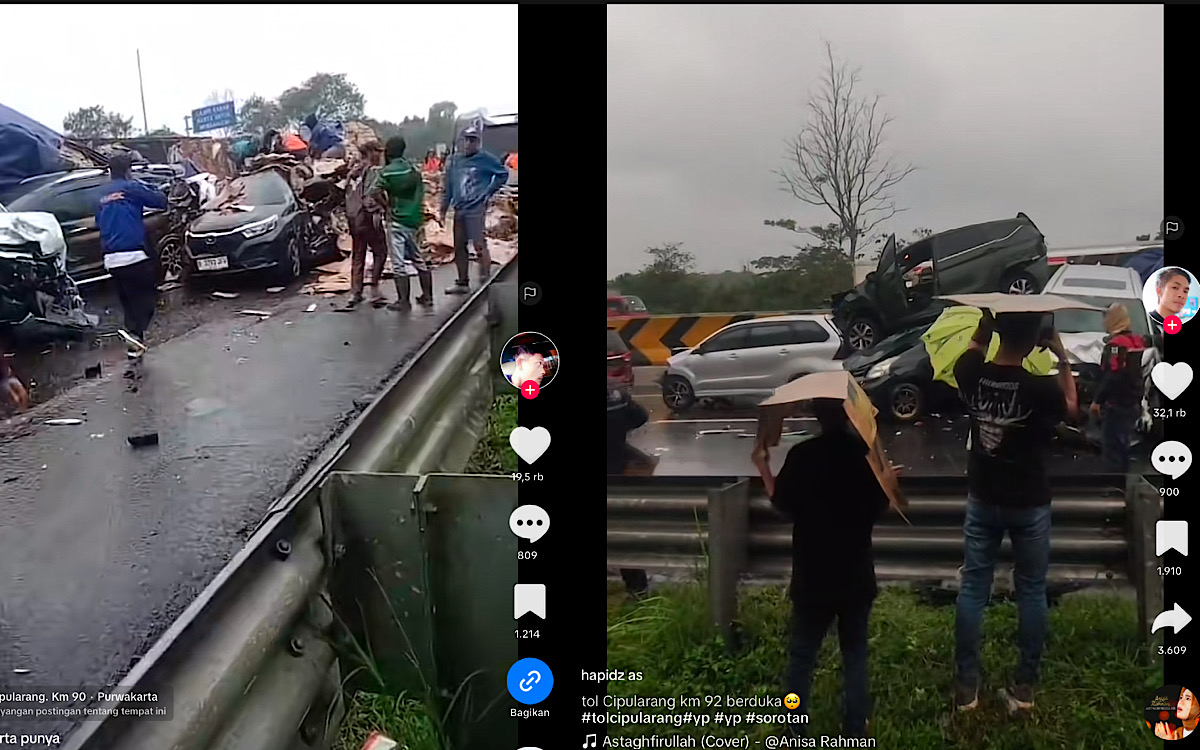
(191, 101, 236, 133)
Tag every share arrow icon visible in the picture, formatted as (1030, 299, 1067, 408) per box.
(1152, 603, 1192, 634)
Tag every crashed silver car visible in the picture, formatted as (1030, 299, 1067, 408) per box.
(0, 207, 96, 329)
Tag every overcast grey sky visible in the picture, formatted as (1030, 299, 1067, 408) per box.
(5, 4, 517, 135)
(607, 5, 1163, 276)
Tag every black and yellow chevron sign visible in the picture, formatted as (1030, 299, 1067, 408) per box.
(609, 313, 792, 366)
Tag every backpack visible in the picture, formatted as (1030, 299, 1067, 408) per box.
(1103, 332, 1147, 399)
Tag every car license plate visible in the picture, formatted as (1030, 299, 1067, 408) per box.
(196, 256, 229, 271)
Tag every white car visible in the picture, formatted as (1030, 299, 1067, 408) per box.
(1043, 264, 1145, 308)
(661, 315, 846, 411)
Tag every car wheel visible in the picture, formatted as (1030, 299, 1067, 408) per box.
(662, 376, 696, 412)
(156, 233, 188, 284)
(1004, 271, 1039, 295)
(847, 317, 880, 351)
(890, 382, 924, 422)
(271, 231, 303, 284)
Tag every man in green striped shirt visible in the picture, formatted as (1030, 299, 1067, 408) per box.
(371, 136, 434, 311)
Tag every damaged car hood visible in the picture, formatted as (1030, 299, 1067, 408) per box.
(189, 204, 281, 234)
(0, 210, 67, 266)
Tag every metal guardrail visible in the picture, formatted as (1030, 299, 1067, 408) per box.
(607, 474, 1163, 646)
(63, 259, 518, 750)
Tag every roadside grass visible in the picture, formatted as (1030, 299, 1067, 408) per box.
(607, 583, 1162, 749)
(465, 392, 518, 474)
(334, 692, 441, 750)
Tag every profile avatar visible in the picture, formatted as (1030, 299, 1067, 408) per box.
(1145, 267, 1194, 333)
(501, 332, 560, 390)
(1148, 685, 1200, 740)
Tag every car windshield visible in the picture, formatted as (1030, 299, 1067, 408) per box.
(1053, 296, 1149, 336)
(205, 172, 292, 210)
(867, 326, 925, 353)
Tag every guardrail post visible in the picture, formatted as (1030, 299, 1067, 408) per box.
(1126, 474, 1162, 655)
(487, 279, 518, 391)
(707, 479, 750, 648)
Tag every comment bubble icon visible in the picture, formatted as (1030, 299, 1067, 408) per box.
(1152, 441, 1192, 480)
(509, 505, 550, 542)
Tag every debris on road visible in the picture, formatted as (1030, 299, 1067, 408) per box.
(44, 418, 84, 425)
(238, 310, 272, 317)
(212, 291, 239, 299)
(158, 282, 183, 292)
(84, 364, 102, 379)
(127, 432, 160, 448)
(266, 286, 285, 293)
(305, 303, 318, 313)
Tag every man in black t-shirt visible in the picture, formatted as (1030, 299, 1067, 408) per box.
(951, 311, 1076, 716)
(752, 400, 890, 738)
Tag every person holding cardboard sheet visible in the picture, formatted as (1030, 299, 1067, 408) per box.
(751, 399, 890, 739)
(951, 310, 1076, 715)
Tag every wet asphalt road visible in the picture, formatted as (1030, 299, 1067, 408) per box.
(0, 262, 481, 738)
(4, 272, 321, 408)
(626, 394, 1157, 478)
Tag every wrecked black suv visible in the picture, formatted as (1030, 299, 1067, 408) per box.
(832, 213, 1050, 351)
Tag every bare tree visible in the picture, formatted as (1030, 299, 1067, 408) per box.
(775, 42, 915, 264)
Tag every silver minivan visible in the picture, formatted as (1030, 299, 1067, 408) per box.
(661, 315, 845, 411)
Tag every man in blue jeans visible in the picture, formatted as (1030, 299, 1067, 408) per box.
(752, 400, 890, 738)
(439, 127, 510, 294)
(952, 310, 1077, 715)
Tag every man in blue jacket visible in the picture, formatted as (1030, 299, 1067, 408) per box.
(439, 127, 509, 294)
(96, 152, 168, 358)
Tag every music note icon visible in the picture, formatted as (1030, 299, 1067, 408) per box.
(583, 733, 597, 748)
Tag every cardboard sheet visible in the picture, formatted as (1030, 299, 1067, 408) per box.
(756, 371, 908, 515)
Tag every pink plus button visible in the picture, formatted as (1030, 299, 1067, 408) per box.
(520, 380, 540, 399)
(1164, 315, 1183, 335)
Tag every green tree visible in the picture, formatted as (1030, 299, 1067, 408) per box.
(642, 243, 695, 276)
(63, 105, 134, 138)
(278, 73, 366, 123)
(146, 125, 178, 136)
(426, 101, 458, 147)
(773, 42, 915, 265)
(237, 95, 287, 134)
